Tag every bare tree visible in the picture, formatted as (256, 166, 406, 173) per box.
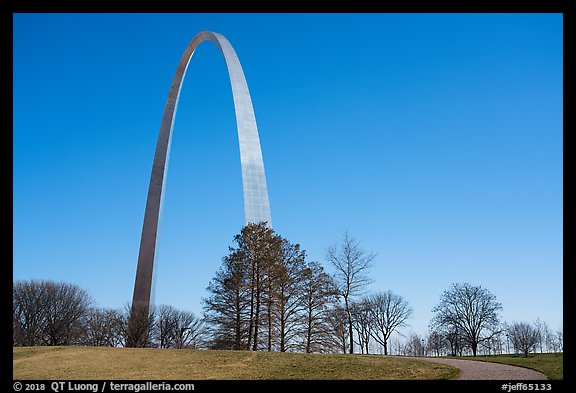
(13, 280, 48, 346)
(508, 321, 540, 357)
(403, 333, 426, 356)
(82, 308, 124, 347)
(300, 261, 338, 353)
(555, 328, 563, 352)
(155, 305, 206, 349)
(324, 305, 349, 354)
(368, 291, 413, 355)
(350, 297, 373, 354)
(126, 303, 156, 348)
(533, 318, 546, 353)
(43, 282, 92, 345)
(155, 305, 179, 348)
(107, 309, 127, 347)
(431, 282, 502, 357)
(13, 280, 92, 346)
(486, 328, 505, 355)
(429, 322, 481, 356)
(326, 231, 375, 354)
(427, 329, 447, 356)
(477, 324, 503, 355)
(533, 318, 560, 353)
(543, 323, 555, 353)
(174, 310, 205, 349)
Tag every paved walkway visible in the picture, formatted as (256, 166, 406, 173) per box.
(412, 357, 548, 380)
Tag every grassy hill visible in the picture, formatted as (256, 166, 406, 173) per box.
(13, 346, 458, 380)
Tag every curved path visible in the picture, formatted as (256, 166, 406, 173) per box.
(412, 357, 547, 380)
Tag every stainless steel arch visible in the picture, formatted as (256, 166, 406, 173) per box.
(131, 31, 272, 312)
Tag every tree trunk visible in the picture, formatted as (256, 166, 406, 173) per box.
(252, 263, 261, 351)
(345, 297, 354, 354)
(235, 291, 242, 350)
(266, 297, 272, 352)
(247, 264, 255, 350)
(306, 321, 312, 353)
(279, 302, 286, 352)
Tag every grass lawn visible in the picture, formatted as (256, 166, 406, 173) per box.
(13, 346, 458, 380)
(449, 353, 563, 380)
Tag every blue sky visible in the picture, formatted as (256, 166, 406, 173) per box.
(13, 13, 563, 339)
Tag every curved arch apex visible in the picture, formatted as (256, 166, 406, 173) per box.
(130, 31, 272, 320)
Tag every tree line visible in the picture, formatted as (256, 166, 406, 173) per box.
(12, 280, 204, 349)
(389, 317, 563, 358)
(13, 223, 562, 357)
(200, 224, 416, 354)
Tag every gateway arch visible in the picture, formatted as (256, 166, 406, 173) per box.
(130, 31, 272, 322)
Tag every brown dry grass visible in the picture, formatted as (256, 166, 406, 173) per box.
(13, 346, 458, 380)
